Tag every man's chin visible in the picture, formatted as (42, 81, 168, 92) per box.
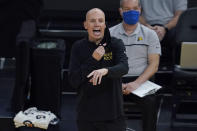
(90, 37, 103, 44)
(95, 38, 103, 44)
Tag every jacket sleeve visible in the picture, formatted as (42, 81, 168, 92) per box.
(68, 42, 99, 88)
(106, 38, 129, 78)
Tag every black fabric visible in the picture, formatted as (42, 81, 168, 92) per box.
(151, 24, 176, 67)
(77, 117, 126, 131)
(69, 37, 128, 121)
(62, 70, 75, 92)
(11, 20, 36, 113)
(122, 77, 158, 131)
(11, 42, 31, 113)
(124, 94, 157, 131)
(100, 26, 111, 46)
(16, 20, 37, 45)
(160, 27, 176, 67)
(30, 39, 65, 117)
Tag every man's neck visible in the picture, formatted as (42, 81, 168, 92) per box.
(122, 22, 138, 35)
(88, 37, 102, 45)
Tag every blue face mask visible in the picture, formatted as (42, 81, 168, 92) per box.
(123, 10, 140, 25)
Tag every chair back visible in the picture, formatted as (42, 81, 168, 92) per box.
(188, 0, 197, 8)
(176, 8, 197, 43)
(175, 8, 197, 64)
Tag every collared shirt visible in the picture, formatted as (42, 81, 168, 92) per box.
(140, 0, 187, 25)
(110, 23, 161, 76)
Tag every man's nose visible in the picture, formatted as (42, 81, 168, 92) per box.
(94, 20, 100, 26)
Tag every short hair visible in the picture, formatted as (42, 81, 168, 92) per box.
(120, 0, 141, 8)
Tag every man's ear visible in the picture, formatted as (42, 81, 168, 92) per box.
(84, 21, 87, 29)
(139, 7, 142, 14)
(119, 8, 123, 17)
(140, 8, 142, 14)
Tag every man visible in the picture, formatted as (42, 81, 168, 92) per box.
(110, 0, 161, 131)
(140, 0, 187, 67)
(140, 0, 187, 41)
(69, 8, 129, 131)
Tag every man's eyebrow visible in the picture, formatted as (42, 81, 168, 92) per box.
(87, 18, 95, 20)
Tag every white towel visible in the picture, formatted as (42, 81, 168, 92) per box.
(13, 107, 58, 129)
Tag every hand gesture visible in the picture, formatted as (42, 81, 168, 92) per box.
(92, 45, 105, 61)
(87, 68, 108, 86)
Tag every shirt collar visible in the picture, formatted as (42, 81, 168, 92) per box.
(119, 22, 140, 36)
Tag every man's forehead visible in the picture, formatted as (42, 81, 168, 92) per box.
(122, 0, 139, 6)
(86, 8, 105, 20)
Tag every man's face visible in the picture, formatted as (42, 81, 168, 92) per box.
(120, 0, 140, 14)
(84, 9, 106, 43)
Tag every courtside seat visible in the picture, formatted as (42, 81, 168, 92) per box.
(171, 8, 197, 128)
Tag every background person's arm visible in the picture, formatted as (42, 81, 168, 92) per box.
(154, 10, 184, 41)
(124, 54, 160, 94)
(165, 10, 184, 30)
(134, 54, 160, 85)
(139, 15, 154, 29)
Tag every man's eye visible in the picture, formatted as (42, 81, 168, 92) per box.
(90, 20, 95, 23)
(123, 8, 129, 11)
(99, 20, 104, 23)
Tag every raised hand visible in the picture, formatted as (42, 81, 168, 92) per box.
(87, 68, 108, 86)
(92, 45, 105, 61)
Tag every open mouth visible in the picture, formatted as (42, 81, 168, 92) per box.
(93, 29, 101, 36)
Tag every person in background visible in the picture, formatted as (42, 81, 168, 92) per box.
(140, 0, 187, 68)
(110, 0, 161, 131)
(69, 8, 129, 131)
